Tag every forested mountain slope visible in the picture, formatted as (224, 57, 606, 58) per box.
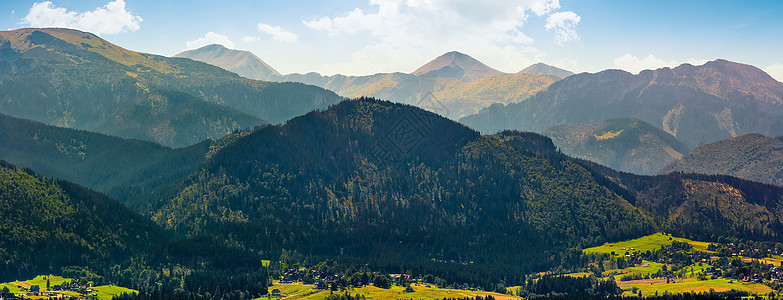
(0, 161, 163, 281)
(661, 133, 783, 186)
(152, 98, 657, 284)
(0, 113, 211, 207)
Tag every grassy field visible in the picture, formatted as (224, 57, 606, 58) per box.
(617, 277, 772, 296)
(1, 275, 136, 299)
(606, 261, 665, 280)
(6, 275, 70, 290)
(0, 282, 23, 293)
(92, 285, 137, 300)
(584, 233, 712, 255)
(261, 283, 519, 300)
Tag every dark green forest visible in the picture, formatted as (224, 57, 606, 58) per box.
(152, 98, 656, 286)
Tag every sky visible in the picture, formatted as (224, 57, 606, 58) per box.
(2, 0, 783, 81)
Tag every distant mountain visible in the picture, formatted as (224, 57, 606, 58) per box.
(174, 44, 281, 80)
(0, 160, 162, 280)
(268, 52, 555, 118)
(0, 113, 210, 207)
(461, 59, 783, 149)
(661, 133, 783, 186)
(411, 51, 503, 81)
(546, 118, 689, 175)
(0, 28, 342, 147)
(519, 63, 574, 78)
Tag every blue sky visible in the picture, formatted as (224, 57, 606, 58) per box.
(2, 0, 782, 81)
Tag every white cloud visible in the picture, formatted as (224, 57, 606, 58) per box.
(242, 36, 260, 43)
(302, 16, 334, 33)
(545, 11, 580, 44)
(256, 22, 298, 43)
(764, 63, 783, 83)
(20, 0, 142, 35)
(185, 32, 235, 50)
(613, 54, 710, 74)
(614, 54, 678, 74)
(303, 0, 577, 75)
(522, 0, 561, 16)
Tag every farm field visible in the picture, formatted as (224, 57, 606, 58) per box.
(262, 282, 519, 300)
(584, 233, 712, 255)
(617, 277, 772, 296)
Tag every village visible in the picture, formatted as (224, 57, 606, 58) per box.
(0, 275, 134, 300)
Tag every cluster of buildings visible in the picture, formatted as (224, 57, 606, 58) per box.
(279, 268, 332, 289)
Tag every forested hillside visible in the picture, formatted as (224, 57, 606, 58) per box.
(0, 161, 163, 281)
(661, 133, 783, 186)
(152, 98, 656, 285)
(578, 161, 783, 241)
(0, 113, 211, 208)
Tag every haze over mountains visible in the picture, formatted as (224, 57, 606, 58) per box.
(462, 59, 783, 150)
(546, 118, 689, 175)
(175, 46, 568, 118)
(662, 133, 783, 186)
(0, 113, 210, 207)
(0, 28, 342, 147)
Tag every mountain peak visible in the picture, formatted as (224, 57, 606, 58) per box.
(519, 63, 574, 79)
(175, 44, 281, 80)
(412, 51, 502, 82)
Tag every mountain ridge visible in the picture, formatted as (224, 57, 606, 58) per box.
(461, 59, 783, 149)
(0, 28, 343, 147)
(661, 133, 783, 186)
(175, 45, 561, 118)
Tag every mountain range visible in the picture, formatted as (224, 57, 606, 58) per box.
(461, 59, 783, 149)
(6, 26, 783, 296)
(175, 46, 566, 118)
(661, 133, 783, 186)
(0, 28, 342, 147)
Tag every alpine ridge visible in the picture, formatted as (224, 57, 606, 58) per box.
(461, 59, 783, 149)
(0, 28, 343, 147)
